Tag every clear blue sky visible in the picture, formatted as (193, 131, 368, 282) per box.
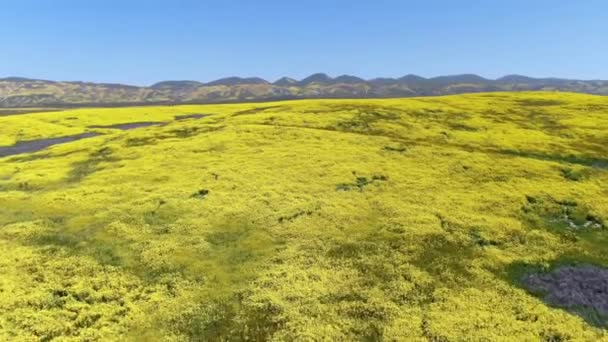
(2, 0, 606, 85)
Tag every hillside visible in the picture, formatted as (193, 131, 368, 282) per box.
(0, 92, 607, 340)
(1, 74, 607, 108)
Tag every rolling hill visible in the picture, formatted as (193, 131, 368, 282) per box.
(0, 92, 607, 340)
(1, 74, 607, 108)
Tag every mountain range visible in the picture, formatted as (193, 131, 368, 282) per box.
(1, 73, 607, 108)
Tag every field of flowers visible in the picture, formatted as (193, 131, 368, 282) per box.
(0, 92, 607, 340)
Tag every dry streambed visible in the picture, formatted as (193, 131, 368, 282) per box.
(524, 265, 608, 328)
(88, 121, 165, 130)
(0, 133, 99, 158)
(0, 114, 211, 158)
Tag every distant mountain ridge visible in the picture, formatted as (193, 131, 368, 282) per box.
(0, 73, 606, 107)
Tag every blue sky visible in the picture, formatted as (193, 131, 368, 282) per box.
(1, 0, 606, 85)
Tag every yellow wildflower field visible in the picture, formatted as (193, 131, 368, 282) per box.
(0, 92, 607, 340)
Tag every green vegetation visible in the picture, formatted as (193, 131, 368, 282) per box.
(0, 92, 607, 340)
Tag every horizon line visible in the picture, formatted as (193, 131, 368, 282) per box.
(1, 73, 604, 88)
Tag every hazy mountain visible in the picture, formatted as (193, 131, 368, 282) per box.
(150, 80, 204, 89)
(0, 77, 55, 83)
(368, 77, 399, 86)
(273, 77, 298, 86)
(398, 74, 428, 83)
(333, 75, 366, 84)
(427, 74, 490, 85)
(205, 77, 269, 86)
(496, 74, 538, 83)
(298, 73, 333, 85)
(0, 73, 606, 107)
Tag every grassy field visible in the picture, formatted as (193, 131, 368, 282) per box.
(0, 92, 607, 340)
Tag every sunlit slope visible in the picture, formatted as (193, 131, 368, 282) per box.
(0, 92, 607, 340)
